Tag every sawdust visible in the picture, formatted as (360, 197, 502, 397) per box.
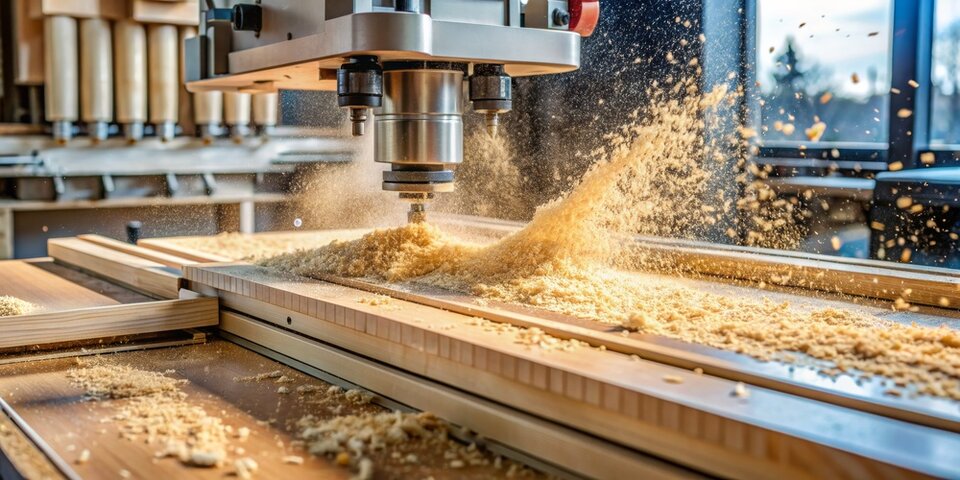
(434, 130, 531, 220)
(296, 410, 533, 479)
(258, 79, 960, 401)
(0, 296, 38, 316)
(68, 359, 234, 469)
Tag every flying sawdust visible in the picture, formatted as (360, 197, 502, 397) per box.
(261, 78, 960, 400)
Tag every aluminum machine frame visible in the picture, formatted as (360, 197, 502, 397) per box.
(186, 0, 599, 222)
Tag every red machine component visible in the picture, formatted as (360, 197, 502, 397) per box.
(569, 0, 600, 37)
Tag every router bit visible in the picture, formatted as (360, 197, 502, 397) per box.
(402, 192, 432, 224)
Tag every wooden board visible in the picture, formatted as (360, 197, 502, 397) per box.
(48, 237, 182, 299)
(315, 271, 960, 433)
(0, 296, 217, 349)
(133, 222, 960, 431)
(0, 258, 151, 311)
(136, 214, 960, 309)
(184, 263, 960, 480)
(78, 234, 198, 269)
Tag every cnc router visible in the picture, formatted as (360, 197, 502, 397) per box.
(185, 0, 599, 222)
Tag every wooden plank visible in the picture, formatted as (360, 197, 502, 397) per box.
(633, 241, 960, 308)
(138, 215, 960, 310)
(313, 272, 960, 433)
(220, 310, 701, 480)
(186, 264, 960, 480)
(137, 238, 232, 263)
(48, 237, 182, 299)
(78, 234, 197, 269)
(0, 297, 217, 349)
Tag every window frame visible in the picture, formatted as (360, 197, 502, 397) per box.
(746, 0, 945, 172)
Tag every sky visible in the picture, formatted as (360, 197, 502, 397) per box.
(756, 0, 892, 99)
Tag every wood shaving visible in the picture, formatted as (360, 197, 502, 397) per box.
(662, 375, 684, 384)
(296, 410, 531, 479)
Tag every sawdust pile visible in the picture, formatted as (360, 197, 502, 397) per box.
(297, 410, 532, 479)
(68, 360, 240, 470)
(0, 296, 37, 316)
(259, 78, 960, 400)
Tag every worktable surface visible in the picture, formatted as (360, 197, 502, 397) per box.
(0, 340, 515, 479)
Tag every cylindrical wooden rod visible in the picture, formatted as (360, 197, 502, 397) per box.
(114, 20, 147, 141)
(252, 92, 279, 130)
(79, 18, 113, 141)
(147, 24, 179, 141)
(223, 91, 252, 140)
(195, 91, 224, 126)
(43, 15, 79, 142)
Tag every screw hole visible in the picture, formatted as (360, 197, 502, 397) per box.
(286, 32, 293, 40)
(286, 316, 292, 325)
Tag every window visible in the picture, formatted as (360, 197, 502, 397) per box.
(930, 0, 960, 146)
(754, 1, 894, 146)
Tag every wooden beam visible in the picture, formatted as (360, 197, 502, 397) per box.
(136, 238, 232, 264)
(48, 237, 181, 299)
(77, 234, 197, 269)
(631, 241, 960, 308)
(0, 297, 216, 349)
(314, 272, 960, 433)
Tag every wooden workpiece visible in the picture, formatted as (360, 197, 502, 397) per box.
(0, 257, 217, 351)
(137, 220, 960, 431)
(48, 237, 183, 299)
(183, 263, 959, 479)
